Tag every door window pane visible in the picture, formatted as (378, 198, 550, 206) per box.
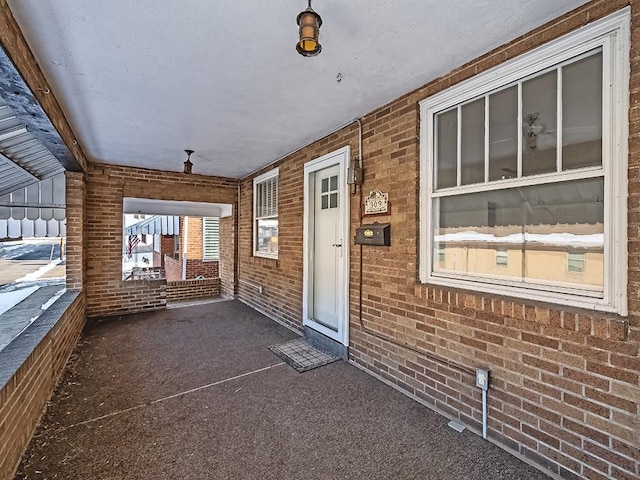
(329, 193, 338, 208)
(562, 51, 603, 170)
(461, 99, 485, 185)
(436, 108, 458, 189)
(488, 86, 518, 181)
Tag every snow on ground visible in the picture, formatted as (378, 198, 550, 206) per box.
(41, 288, 66, 310)
(0, 286, 40, 316)
(15, 259, 63, 283)
(435, 231, 603, 247)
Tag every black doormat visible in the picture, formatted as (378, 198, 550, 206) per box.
(268, 337, 340, 373)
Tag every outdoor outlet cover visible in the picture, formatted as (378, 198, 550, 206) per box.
(476, 368, 490, 391)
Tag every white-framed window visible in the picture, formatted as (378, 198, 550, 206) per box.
(419, 10, 629, 315)
(253, 167, 279, 258)
(202, 217, 220, 261)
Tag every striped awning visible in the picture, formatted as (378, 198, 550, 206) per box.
(125, 215, 180, 235)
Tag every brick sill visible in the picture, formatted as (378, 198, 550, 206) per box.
(0, 290, 80, 390)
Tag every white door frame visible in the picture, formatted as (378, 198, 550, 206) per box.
(302, 146, 350, 347)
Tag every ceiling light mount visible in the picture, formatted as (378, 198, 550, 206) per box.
(296, 0, 322, 57)
(183, 149, 194, 174)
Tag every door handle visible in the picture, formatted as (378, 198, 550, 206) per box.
(332, 244, 342, 247)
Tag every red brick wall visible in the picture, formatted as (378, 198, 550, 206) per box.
(85, 163, 237, 317)
(164, 255, 219, 281)
(154, 235, 175, 268)
(237, 1, 640, 478)
(164, 254, 182, 282)
(166, 278, 221, 301)
(186, 259, 219, 279)
(0, 293, 86, 480)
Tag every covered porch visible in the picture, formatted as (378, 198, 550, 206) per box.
(15, 300, 547, 480)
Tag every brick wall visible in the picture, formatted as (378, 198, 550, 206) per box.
(172, 217, 220, 278)
(154, 235, 176, 268)
(186, 259, 219, 279)
(185, 217, 204, 260)
(164, 255, 219, 281)
(86, 163, 237, 317)
(236, 1, 640, 478)
(65, 171, 86, 290)
(164, 254, 182, 281)
(166, 278, 221, 302)
(0, 292, 86, 480)
(238, 125, 359, 331)
(219, 215, 236, 297)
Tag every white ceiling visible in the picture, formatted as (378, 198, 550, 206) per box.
(7, 0, 589, 179)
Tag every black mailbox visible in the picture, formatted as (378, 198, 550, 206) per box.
(354, 222, 391, 246)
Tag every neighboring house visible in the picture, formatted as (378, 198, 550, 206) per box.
(2, 3, 640, 480)
(122, 214, 220, 281)
(163, 216, 220, 281)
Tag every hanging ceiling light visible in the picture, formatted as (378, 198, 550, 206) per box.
(296, 0, 322, 57)
(183, 149, 194, 174)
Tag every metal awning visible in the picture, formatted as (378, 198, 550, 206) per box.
(0, 173, 65, 238)
(0, 218, 65, 238)
(125, 216, 180, 235)
(0, 98, 65, 197)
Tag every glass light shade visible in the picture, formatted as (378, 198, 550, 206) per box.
(296, 7, 322, 57)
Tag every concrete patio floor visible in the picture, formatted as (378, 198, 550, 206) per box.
(15, 300, 551, 480)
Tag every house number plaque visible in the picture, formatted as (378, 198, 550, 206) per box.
(364, 189, 389, 215)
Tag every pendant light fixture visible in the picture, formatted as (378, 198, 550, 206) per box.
(183, 149, 194, 174)
(296, 0, 322, 57)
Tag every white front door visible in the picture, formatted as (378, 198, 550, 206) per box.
(303, 147, 350, 346)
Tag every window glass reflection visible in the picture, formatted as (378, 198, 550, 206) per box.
(433, 177, 604, 291)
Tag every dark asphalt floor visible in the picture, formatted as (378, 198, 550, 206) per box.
(15, 300, 551, 480)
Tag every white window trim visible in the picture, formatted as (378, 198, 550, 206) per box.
(419, 9, 630, 315)
(253, 167, 279, 259)
(202, 217, 220, 262)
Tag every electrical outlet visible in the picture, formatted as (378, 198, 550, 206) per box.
(476, 368, 490, 391)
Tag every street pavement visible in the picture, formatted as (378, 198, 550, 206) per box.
(0, 239, 66, 352)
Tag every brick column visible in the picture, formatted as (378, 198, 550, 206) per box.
(219, 214, 236, 297)
(65, 171, 86, 290)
